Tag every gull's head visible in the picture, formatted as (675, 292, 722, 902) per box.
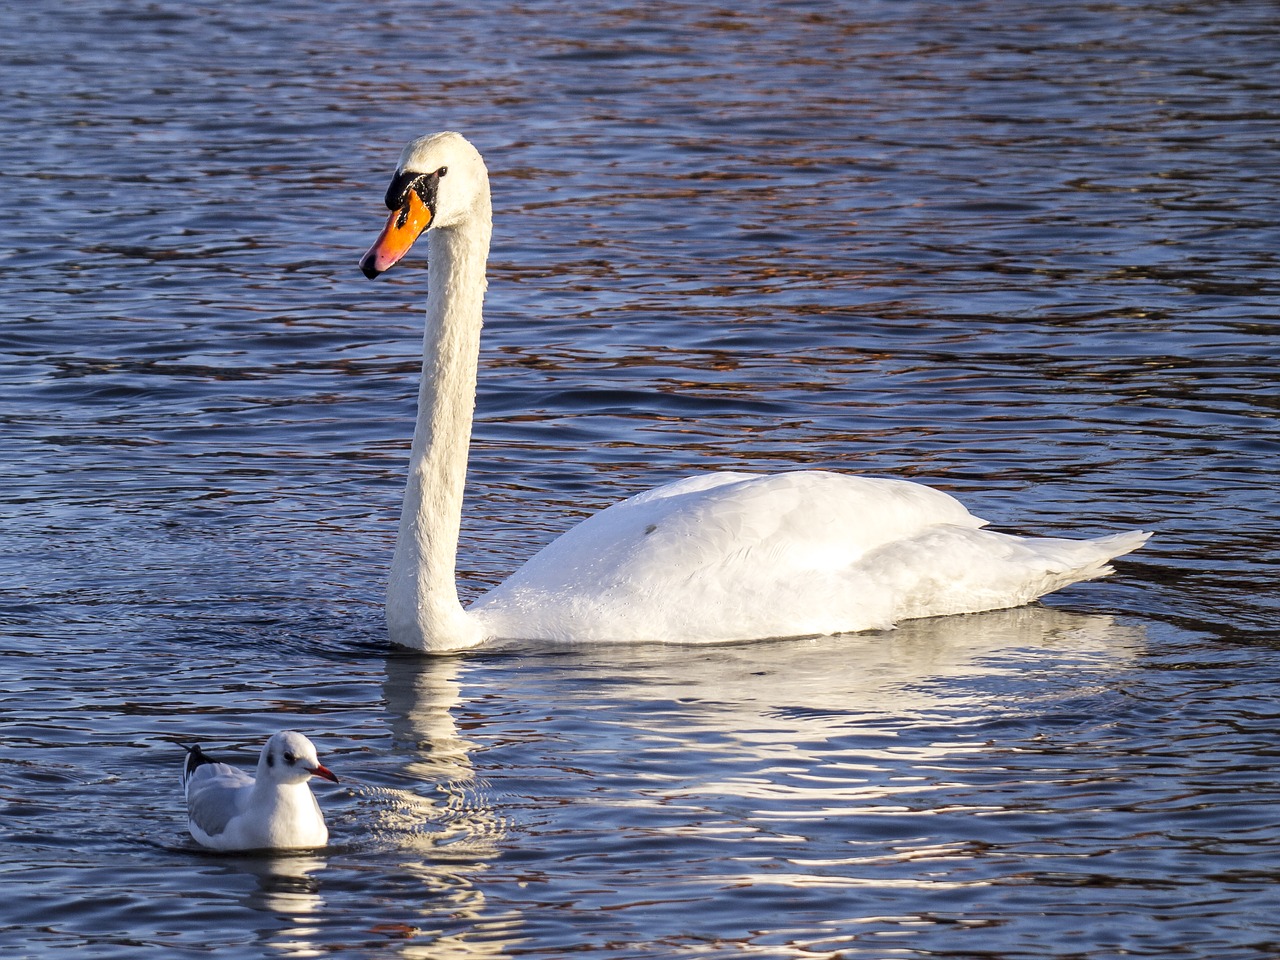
(360, 131, 490, 279)
(259, 731, 339, 786)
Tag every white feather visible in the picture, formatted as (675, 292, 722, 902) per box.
(182, 732, 336, 851)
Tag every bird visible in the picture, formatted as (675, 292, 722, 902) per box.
(182, 731, 338, 851)
(359, 131, 1150, 653)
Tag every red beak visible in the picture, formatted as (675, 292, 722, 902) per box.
(309, 764, 339, 784)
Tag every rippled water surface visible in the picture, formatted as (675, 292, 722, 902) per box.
(2, 1, 1279, 957)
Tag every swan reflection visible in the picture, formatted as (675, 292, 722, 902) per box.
(368, 604, 1146, 957)
(375, 653, 520, 958)
(551, 605, 1147, 807)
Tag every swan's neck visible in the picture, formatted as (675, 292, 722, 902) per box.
(387, 200, 491, 651)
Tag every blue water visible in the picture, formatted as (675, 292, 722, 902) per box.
(2, 0, 1278, 957)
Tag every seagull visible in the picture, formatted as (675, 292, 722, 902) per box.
(182, 731, 338, 851)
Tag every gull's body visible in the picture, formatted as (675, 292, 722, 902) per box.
(360, 132, 1149, 652)
(182, 732, 338, 851)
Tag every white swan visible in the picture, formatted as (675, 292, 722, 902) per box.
(359, 132, 1149, 652)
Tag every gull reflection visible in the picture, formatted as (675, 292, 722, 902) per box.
(232, 854, 328, 959)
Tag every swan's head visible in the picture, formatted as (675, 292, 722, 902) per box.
(360, 131, 490, 279)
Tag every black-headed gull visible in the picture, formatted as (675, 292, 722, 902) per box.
(182, 731, 339, 851)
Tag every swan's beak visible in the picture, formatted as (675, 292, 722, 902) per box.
(360, 189, 432, 279)
(308, 763, 339, 784)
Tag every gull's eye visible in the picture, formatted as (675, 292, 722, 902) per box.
(283, 751, 296, 765)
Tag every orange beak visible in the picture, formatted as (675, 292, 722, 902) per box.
(360, 189, 432, 279)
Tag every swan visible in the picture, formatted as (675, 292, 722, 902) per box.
(359, 131, 1149, 652)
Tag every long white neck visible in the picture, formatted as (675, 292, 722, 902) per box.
(387, 195, 492, 651)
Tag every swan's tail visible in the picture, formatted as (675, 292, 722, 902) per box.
(1072, 529, 1151, 577)
(1028, 529, 1151, 598)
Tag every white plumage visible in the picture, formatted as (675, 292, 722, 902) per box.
(182, 731, 338, 851)
(472, 471, 1148, 644)
(360, 132, 1150, 652)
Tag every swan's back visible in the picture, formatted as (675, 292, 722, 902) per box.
(470, 471, 1146, 644)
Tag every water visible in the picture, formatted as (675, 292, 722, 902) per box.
(2, 0, 1278, 956)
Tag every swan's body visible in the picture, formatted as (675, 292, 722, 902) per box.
(182, 732, 338, 851)
(361, 132, 1149, 652)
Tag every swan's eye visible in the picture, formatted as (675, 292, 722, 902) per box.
(437, 166, 448, 178)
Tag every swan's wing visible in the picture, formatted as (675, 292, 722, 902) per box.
(472, 471, 988, 641)
(496, 471, 980, 582)
(185, 762, 254, 839)
(621, 471, 763, 506)
(652, 470, 984, 570)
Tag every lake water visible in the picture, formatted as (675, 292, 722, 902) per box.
(2, 0, 1278, 957)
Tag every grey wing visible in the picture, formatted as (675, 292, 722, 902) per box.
(186, 764, 253, 837)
